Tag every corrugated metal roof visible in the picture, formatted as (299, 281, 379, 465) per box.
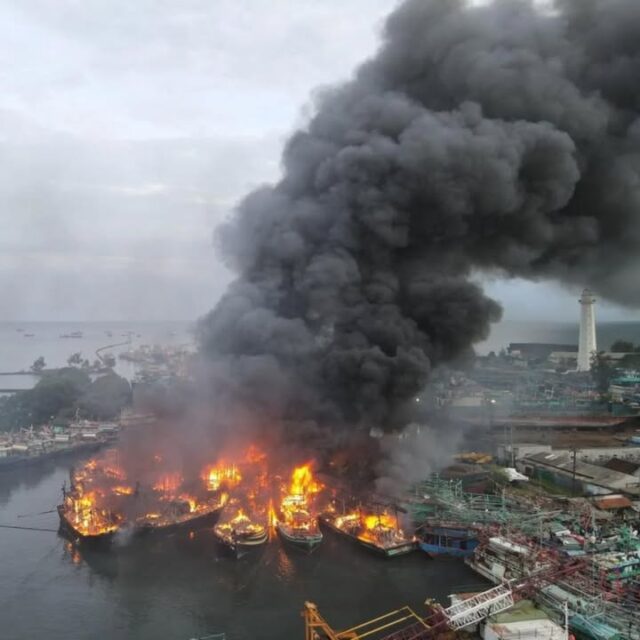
(522, 451, 640, 495)
(593, 495, 633, 510)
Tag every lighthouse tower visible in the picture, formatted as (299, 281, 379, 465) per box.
(577, 288, 597, 372)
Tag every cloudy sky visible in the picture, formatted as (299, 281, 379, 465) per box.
(1, 0, 637, 323)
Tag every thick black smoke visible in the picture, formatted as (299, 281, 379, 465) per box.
(199, 0, 640, 433)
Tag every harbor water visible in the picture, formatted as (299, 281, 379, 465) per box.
(0, 457, 487, 640)
(0, 321, 193, 393)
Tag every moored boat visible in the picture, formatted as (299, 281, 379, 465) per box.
(57, 491, 121, 544)
(276, 513, 323, 553)
(135, 494, 227, 534)
(417, 523, 479, 558)
(275, 464, 324, 553)
(465, 535, 549, 583)
(213, 508, 268, 558)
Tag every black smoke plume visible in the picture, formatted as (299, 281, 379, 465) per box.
(198, 0, 640, 433)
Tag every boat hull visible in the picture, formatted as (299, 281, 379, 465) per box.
(418, 526, 479, 558)
(276, 522, 322, 553)
(419, 542, 476, 558)
(320, 517, 416, 558)
(135, 505, 223, 535)
(213, 528, 269, 558)
(464, 557, 505, 584)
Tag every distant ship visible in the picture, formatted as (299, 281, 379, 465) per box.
(60, 331, 83, 339)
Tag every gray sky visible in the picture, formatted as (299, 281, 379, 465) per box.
(1, 0, 637, 323)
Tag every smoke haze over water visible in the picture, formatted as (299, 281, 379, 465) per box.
(199, 0, 640, 435)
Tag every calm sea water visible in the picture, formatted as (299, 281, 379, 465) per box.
(0, 458, 487, 640)
(0, 322, 193, 391)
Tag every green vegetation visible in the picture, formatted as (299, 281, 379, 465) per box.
(0, 368, 131, 431)
(78, 372, 131, 420)
(590, 351, 614, 392)
(67, 352, 83, 366)
(609, 340, 640, 368)
(30, 356, 46, 373)
(610, 340, 636, 353)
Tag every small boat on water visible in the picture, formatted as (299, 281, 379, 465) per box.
(213, 508, 268, 558)
(321, 511, 416, 558)
(416, 523, 479, 558)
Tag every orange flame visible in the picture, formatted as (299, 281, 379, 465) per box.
(279, 464, 323, 529)
(103, 466, 126, 480)
(364, 513, 397, 531)
(244, 445, 267, 464)
(289, 463, 321, 497)
(153, 472, 183, 494)
(66, 490, 118, 536)
(112, 486, 134, 496)
(203, 462, 242, 491)
(268, 499, 277, 527)
(179, 494, 198, 513)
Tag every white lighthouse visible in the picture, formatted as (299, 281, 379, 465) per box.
(577, 288, 597, 372)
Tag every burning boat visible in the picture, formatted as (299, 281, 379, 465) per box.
(276, 496, 323, 552)
(60, 454, 233, 540)
(321, 509, 416, 558)
(57, 486, 121, 544)
(134, 469, 229, 534)
(213, 507, 268, 558)
(135, 493, 227, 533)
(275, 464, 323, 553)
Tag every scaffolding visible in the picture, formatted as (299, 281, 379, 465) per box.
(408, 477, 560, 536)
